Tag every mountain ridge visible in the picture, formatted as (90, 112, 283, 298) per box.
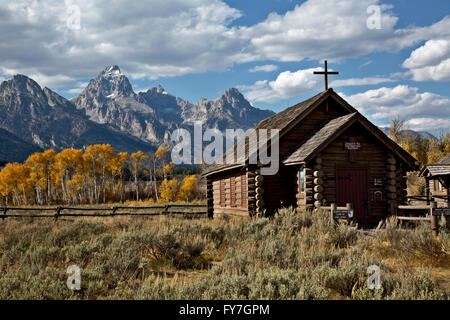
(0, 67, 275, 162)
(71, 66, 275, 143)
(0, 74, 154, 160)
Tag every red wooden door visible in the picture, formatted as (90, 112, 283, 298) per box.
(337, 168, 369, 226)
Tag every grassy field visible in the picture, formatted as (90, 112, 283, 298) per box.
(0, 207, 448, 300)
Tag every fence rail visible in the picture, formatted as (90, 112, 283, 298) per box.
(0, 204, 207, 220)
(396, 201, 450, 235)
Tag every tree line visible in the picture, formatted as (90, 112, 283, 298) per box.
(0, 145, 199, 206)
(388, 117, 450, 195)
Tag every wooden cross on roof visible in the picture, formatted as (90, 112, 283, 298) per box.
(314, 60, 339, 91)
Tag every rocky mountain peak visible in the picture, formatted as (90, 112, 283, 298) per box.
(83, 65, 134, 98)
(4, 74, 42, 94)
(221, 87, 249, 107)
(71, 66, 274, 143)
(0, 74, 48, 105)
(224, 87, 243, 98)
(154, 84, 166, 94)
(101, 65, 123, 77)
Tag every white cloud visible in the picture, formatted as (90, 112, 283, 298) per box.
(241, 66, 395, 103)
(402, 39, 450, 81)
(0, 0, 449, 85)
(404, 118, 450, 132)
(240, 68, 322, 103)
(241, 0, 450, 63)
(0, 0, 247, 81)
(341, 85, 450, 131)
(249, 64, 278, 72)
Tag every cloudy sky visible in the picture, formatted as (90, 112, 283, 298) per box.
(0, 0, 449, 134)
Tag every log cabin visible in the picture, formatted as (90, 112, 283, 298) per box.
(202, 88, 418, 228)
(420, 153, 450, 208)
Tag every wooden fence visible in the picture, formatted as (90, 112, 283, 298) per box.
(318, 201, 449, 235)
(0, 204, 207, 220)
(397, 201, 450, 235)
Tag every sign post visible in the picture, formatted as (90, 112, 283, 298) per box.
(331, 203, 353, 223)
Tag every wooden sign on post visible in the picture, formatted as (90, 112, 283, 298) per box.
(333, 209, 354, 219)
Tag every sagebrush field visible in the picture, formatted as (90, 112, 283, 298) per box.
(0, 208, 448, 300)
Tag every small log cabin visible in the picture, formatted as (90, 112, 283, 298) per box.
(420, 153, 450, 208)
(203, 89, 417, 228)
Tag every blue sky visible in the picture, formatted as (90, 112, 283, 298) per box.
(0, 0, 449, 134)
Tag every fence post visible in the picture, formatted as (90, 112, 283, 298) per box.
(1, 207, 6, 221)
(54, 206, 62, 222)
(330, 203, 337, 225)
(430, 201, 438, 236)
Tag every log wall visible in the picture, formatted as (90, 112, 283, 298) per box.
(211, 168, 249, 217)
(317, 122, 405, 226)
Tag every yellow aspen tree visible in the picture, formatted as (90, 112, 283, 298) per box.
(0, 164, 13, 206)
(54, 149, 83, 203)
(0, 163, 31, 205)
(159, 178, 180, 203)
(177, 175, 198, 202)
(110, 152, 129, 202)
(155, 146, 170, 179)
(24, 150, 56, 204)
(83, 145, 114, 203)
(130, 151, 148, 201)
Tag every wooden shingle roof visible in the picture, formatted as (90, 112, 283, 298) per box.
(203, 89, 346, 176)
(255, 91, 327, 130)
(425, 166, 450, 176)
(420, 153, 450, 177)
(202, 89, 417, 177)
(283, 113, 357, 164)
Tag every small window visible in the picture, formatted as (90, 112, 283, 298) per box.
(299, 168, 305, 194)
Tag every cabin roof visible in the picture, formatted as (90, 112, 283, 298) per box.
(283, 113, 417, 168)
(255, 90, 327, 130)
(203, 89, 417, 177)
(419, 153, 450, 177)
(423, 166, 450, 176)
(203, 89, 350, 176)
(283, 113, 357, 164)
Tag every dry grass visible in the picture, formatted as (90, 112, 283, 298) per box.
(0, 208, 448, 300)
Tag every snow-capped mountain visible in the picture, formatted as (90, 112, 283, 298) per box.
(72, 66, 275, 144)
